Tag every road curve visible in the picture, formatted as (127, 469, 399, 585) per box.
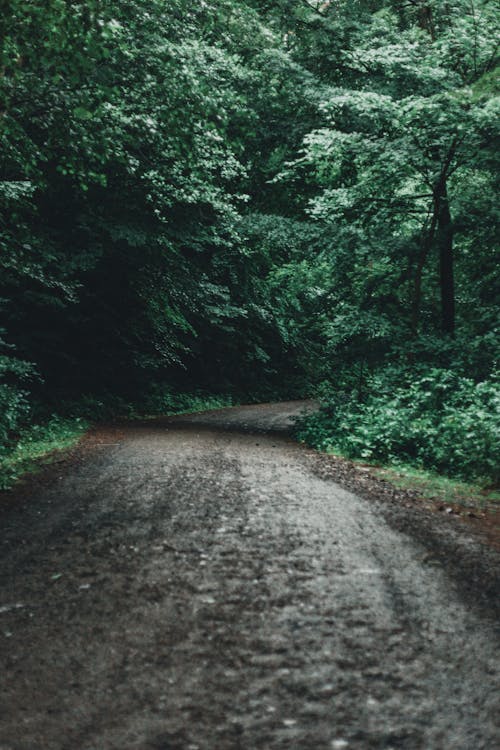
(0, 401, 499, 750)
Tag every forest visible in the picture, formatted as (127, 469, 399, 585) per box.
(1, 0, 499, 488)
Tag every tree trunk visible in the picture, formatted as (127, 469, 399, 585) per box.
(411, 208, 438, 335)
(436, 181, 455, 335)
(418, 4, 435, 39)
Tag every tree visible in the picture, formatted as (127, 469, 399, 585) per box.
(285, 1, 499, 348)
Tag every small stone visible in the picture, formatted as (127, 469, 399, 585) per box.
(0, 603, 25, 614)
(319, 683, 335, 695)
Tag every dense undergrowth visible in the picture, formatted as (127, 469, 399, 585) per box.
(298, 368, 499, 486)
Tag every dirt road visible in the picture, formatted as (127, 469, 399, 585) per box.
(1, 402, 499, 750)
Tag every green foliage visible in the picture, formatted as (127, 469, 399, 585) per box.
(281, 1, 499, 343)
(0, 352, 36, 445)
(1, 0, 286, 394)
(1, 0, 498, 488)
(0, 382, 30, 446)
(0, 416, 88, 490)
(297, 368, 500, 484)
(140, 387, 234, 417)
(45, 390, 234, 421)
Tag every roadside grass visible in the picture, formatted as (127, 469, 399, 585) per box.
(145, 392, 235, 417)
(0, 392, 234, 491)
(173, 394, 234, 414)
(359, 459, 499, 512)
(0, 417, 89, 491)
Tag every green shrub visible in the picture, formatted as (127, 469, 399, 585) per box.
(0, 383, 30, 445)
(141, 386, 234, 416)
(0, 354, 36, 445)
(297, 368, 499, 484)
(47, 388, 234, 422)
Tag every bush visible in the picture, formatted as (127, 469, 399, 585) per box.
(141, 386, 234, 416)
(43, 387, 234, 422)
(297, 368, 499, 484)
(0, 383, 30, 446)
(0, 354, 36, 447)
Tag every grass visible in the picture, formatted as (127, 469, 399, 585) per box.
(318, 444, 500, 516)
(0, 392, 234, 491)
(136, 393, 236, 420)
(0, 416, 89, 491)
(369, 462, 500, 512)
(158, 393, 235, 416)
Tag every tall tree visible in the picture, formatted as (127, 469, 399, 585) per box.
(283, 0, 498, 348)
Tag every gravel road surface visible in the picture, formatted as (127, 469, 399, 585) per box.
(0, 401, 499, 750)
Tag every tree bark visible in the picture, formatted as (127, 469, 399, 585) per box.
(411, 207, 438, 334)
(436, 180, 455, 335)
(418, 4, 435, 39)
